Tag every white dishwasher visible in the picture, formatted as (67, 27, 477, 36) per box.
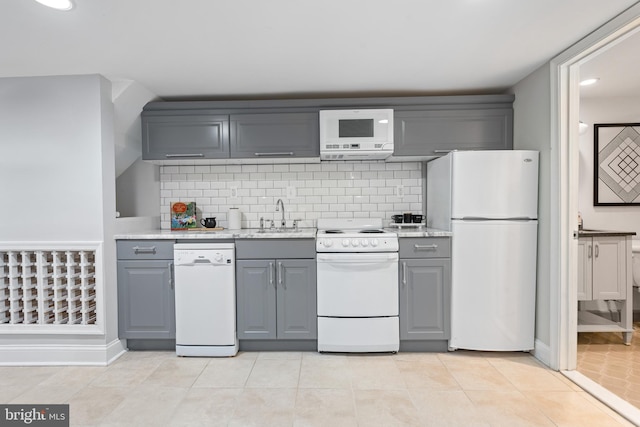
(174, 243, 238, 357)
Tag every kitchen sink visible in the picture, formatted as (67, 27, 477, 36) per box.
(255, 227, 302, 234)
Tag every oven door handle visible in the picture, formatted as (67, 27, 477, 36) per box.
(317, 253, 398, 263)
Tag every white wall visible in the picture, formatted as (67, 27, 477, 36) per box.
(510, 63, 553, 357)
(116, 158, 160, 217)
(579, 96, 640, 234)
(0, 75, 111, 242)
(0, 75, 121, 360)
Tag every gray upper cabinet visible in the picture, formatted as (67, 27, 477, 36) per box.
(141, 112, 229, 160)
(141, 94, 513, 163)
(230, 113, 319, 159)
(393, 108, 513, 157)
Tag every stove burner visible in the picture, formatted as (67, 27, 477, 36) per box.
(359, 229, 385, 234)
(324, 230, 344, 234)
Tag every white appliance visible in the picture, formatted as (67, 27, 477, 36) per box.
(174, 243, 238, 357)
(427, 150, 539, 351)
(319, 109, 394, 160)
(316, 218, 399, 352)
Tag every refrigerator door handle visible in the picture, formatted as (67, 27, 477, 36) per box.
(459, 216, 534, 221)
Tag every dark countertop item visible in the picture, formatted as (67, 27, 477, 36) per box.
(577, 229, 636, 237)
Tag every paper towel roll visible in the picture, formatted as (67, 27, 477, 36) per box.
(229, 208, 241, 229)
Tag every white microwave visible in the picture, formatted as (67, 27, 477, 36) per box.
(319, 109, 394, 160)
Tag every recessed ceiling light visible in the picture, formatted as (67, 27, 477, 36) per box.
(34, 0, 73, 11)
(580, 78, 599, 86)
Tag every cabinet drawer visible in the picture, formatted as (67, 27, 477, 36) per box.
(117, 240, 175, 260)
(399, 238, 450, 258)
(236, 239, 316, 259)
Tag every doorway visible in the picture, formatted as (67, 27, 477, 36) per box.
(554, 7, 640, 423)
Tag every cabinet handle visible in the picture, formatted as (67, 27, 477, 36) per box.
(133, 246, 156, 254)
(278, 261, 285, 288)
(402, 261, 407, 286)
(414, 244, 438, 250)
(165, 153, 205, 158)
(168, 261, 174, 290)
(595, 244, 599, 258)
(588, 245, 592, 259)
(254, 152, 294, 157)
(269, 262, 275, 287)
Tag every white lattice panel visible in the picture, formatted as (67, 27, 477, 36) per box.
(0, 249, 97, 326)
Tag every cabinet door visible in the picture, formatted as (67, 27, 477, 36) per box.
(577, 238, 592, 301)
(142, 113, 229, 160)
(592, 236, 627, 300)
(236, 260, 277, 339)
(394, 109, 513, 156)
(276, 259, 317, 339)
(230, 112, 319, 158)
(399, 258, 451, 340)
(117, 260, 175, 339)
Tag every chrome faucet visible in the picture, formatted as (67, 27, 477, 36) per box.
(275, 198, 286, 228)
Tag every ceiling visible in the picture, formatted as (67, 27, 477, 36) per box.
(580, 27, 640, 99)
(1, 0, 638, 100)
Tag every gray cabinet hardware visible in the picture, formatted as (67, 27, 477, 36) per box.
(165, 153, 205, 158)
(269, 262, 275, 286)
(169, 261, 174, 290)
(133, 246, 156, 254)
(278, 261, 284, 288)
(414, 244, 438, 250)
(402, 261, 407, 286)
(254, 152, 294, 157)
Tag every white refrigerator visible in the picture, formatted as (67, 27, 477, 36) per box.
(427, 150, 539, 351)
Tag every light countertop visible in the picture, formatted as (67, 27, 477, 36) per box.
(115, 227, 452, 240)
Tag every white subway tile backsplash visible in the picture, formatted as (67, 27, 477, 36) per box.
(160, 161, 424, 229)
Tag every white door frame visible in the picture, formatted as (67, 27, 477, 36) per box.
(551, 5, 640, 371)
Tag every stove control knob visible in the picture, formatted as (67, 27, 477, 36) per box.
(323, 239, 333, 247)
(361, 239, 369, 247)
(215, 253, 223, 262)
(370, 239, 379, 247)
(351, 239, 360, 247)
(342, 239, 350, 247)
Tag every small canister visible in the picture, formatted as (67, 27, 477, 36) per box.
(229, 207, 241, 229)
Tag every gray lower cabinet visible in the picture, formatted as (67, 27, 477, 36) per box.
(393, 108, 513, 156)
(235, 239, 316, 341)
(116, 241, 175, 339)
(141, 113, 230, 161)
(236, 259, 316, 340)
(399, 238, 451, 342)
(230, 112, 319, 159)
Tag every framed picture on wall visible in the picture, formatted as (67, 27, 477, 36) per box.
(594, 123, 640, 206)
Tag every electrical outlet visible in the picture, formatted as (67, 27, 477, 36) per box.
(396, 185, 404, 198)
(230, 186, 238, 199)
(286, 186, 296, 198)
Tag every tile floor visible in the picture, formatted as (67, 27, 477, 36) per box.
(0, 350, 633, 426)
(577, 321, 640, 410)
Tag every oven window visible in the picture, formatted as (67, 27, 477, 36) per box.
(338, 119, 374, 138)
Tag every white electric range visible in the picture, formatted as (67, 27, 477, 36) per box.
(315, 218, 399, 353)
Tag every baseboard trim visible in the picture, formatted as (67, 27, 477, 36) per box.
(532, 338, 551, 367)
(0, 339, 127, 366)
